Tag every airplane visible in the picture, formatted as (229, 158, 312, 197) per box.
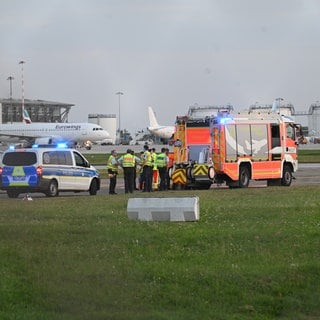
(0, 109, 110, 146)
(147, 106, 175, 140)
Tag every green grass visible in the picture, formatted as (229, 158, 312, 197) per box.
(298, 149, 320, 163)
(84, 153, 109, 166)
(1, 187, 320, 319)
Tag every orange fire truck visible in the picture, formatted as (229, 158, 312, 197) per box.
(210, 111, 300, 187)
(170, 115, 214, 189)
(170, 110, 301, 189)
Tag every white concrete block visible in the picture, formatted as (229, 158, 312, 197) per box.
(127, 197, 200, 222)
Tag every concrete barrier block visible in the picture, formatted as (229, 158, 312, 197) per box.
(127, 197, 200, 222)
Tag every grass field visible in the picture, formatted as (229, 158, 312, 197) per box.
(1, 186, 320, 319)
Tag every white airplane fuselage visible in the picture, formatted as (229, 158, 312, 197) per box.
(147, 106, 175, 140)
(147, 126, 175, 140)
(0, 122, 110, 145)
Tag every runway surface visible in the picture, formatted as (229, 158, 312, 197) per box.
(0, 163, 318, 199)
(0, 144, 319, 198)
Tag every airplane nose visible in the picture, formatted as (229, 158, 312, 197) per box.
(103, 130, 110, 138)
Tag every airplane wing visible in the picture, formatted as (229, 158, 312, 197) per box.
(0, 133, 65, 147)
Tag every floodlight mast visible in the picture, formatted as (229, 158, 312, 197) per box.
(116, 91, 124, 132)
(7, 76, 14, 122)
(19, 60, 26, 122)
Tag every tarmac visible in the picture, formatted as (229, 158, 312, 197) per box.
(80, 143, 173, 154)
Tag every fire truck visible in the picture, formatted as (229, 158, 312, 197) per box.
(170, 110, 301, 189)
(210, 111, 300, 188)
(170, 115, 214, 189)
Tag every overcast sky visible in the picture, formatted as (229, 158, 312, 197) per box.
(1, 0, 319, 132)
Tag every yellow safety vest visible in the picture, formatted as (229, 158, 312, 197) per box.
(152, 152, 157, 169)
(107, 155, 118, 172)
(122, 153, 135, 167)
(143, 151, 152, 166)
(156, 153, 166, 168)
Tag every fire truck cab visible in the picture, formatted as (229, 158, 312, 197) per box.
(170, 116, 214, 189)
(210, 111, 300, 187)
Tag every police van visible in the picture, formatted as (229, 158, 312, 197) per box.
(0, 146, 100, 198)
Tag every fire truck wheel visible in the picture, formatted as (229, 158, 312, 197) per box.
(186, 167, 194, 179)
(208, 166, 215, 179)
(281, 164, 292, 186)
(239, 166, 250, 188)
(172, 183, 184, 190)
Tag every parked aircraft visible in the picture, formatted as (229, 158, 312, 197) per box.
(130, 130, 154, 146)
(0, 110, 110, 146)
(147, 106, 175, 140)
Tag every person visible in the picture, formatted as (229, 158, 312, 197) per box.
(151, 148, 159, 190)
(118, 149, 135, 194)
(142, 144, 153, 192)
(130, 150, 141, 190)
(156, 147, 169, 190)
(138, 151, 145, 190)
(166, 148, 174, 189)
(107, 150, 118, 195)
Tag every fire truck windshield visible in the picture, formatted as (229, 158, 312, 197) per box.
(286, 124, 296, 140)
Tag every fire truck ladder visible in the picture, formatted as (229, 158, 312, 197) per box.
(212, 126, 223, 170)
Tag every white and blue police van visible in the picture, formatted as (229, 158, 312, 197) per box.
(0, 145, 100, 198)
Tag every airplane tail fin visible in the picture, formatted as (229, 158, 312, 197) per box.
(23, 109, 32, 124)
(148, 106, 159, 128)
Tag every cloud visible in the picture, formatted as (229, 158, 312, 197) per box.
(1, 0, 320, 131)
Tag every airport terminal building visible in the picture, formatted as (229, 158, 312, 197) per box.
(0, 98, 74, 123)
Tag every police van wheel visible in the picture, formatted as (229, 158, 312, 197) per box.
(7, 190, 19, 198)
(89, 179, 98, 195)
(46, 180, 59, 197)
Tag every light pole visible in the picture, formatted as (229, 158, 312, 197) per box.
(19, 60, 26, 122)
(7, 76, 14, 122)
(116, 91, 124, 132)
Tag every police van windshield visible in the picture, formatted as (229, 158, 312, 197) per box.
(3, 152, 37, 166)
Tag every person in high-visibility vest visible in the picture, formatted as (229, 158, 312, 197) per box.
(142, 145, 153, 192)
(107, 150, 118, 195)
(118, 149, 136, 194)
(156, 147, 169, 190)
(138, 151, 145, 190)
(151, 148, 159, 190)
(130, 149, 141, 190)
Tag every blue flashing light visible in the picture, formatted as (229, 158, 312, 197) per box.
(9, 145, 15, 150)
(57, 142, 68, 148)
(219, 117, 233, 124)
(32, 144, 39, 148)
